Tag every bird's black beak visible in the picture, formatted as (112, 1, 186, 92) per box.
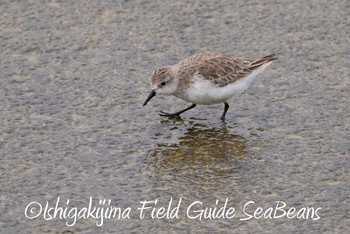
(143, 90, 156, 106)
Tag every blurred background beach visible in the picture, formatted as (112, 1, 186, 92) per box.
(1, 0, 349, 232)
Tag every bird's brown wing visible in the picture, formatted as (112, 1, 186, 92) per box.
(191, 53, 277, 86)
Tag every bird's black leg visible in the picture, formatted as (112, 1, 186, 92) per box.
(220, 102, 229, 121)
(159, 104, 196, 118)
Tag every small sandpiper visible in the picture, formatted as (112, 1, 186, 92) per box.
(143, 52, 277, 121)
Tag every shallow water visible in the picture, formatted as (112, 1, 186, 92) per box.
(1, 0, 349, 233)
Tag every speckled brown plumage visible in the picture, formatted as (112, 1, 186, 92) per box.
(174, 52, 277, 87)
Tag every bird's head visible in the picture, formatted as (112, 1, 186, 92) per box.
(143, 66, 177, 106)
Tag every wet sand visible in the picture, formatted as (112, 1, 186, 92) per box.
(1, 0, 349, 233)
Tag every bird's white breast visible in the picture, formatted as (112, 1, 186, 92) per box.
(174, 63, 271, 105)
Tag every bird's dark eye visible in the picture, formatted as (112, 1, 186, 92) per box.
(160, 81, 166, 86)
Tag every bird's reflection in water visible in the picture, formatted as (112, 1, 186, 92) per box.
(148, 119, 247, 189)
